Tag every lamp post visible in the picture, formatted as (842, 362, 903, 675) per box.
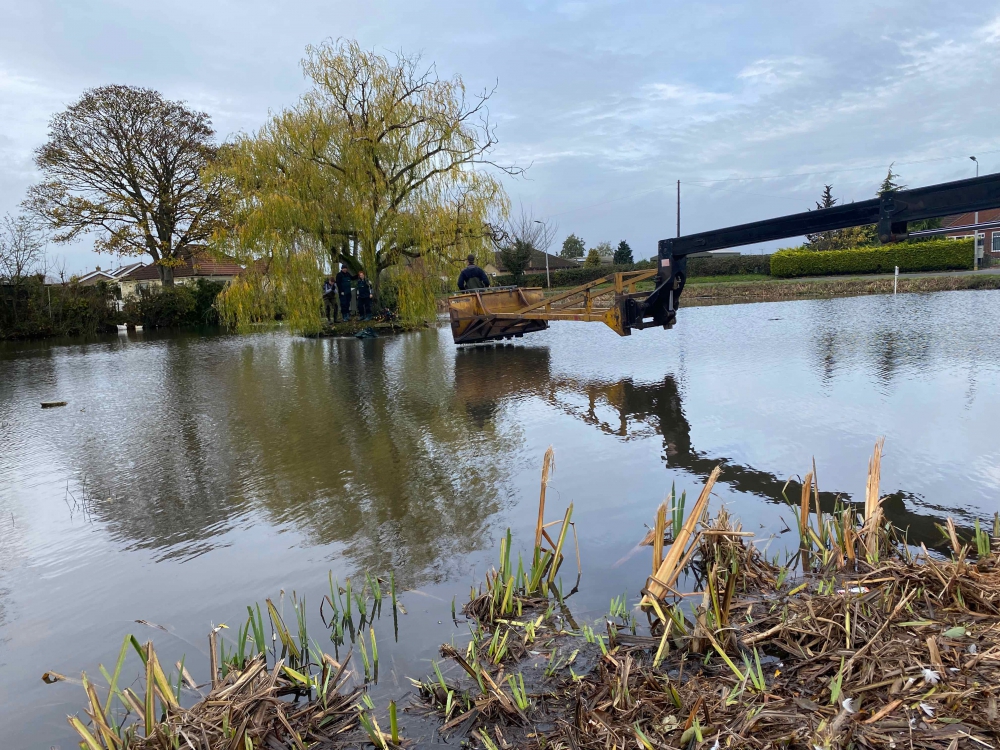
(971, 155, 979, 178)
(534, 220, 550, 288)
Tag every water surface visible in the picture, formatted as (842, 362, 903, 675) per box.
(2, 290, 1000, 747)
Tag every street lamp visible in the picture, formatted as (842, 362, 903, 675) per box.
(971, 157, 981, 265)
(533, 220, 550, 288)
(971, 156, 979, 178)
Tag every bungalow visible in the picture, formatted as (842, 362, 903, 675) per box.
(119, 249, 243, 299)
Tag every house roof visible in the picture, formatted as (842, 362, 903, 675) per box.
(76, 270, 116, 283)
(941, 209, 1000, 230)
(492, 250, 578, 273)
(123, 249, 244, 281)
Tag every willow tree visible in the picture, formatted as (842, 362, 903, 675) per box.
(214, 39, 517, 331)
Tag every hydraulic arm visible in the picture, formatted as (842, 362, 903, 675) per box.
(449, 172, 1000, 344)
(631, 172, 1000, 332)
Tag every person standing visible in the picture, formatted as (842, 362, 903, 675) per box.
(335, 263, 354, 321)
(322, 275, 336, 321)
(356, 270, 373, 320)
(457, 254, 490, 291)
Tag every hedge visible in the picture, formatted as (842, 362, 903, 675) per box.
(0, 278, 118, 339)
(686, 254, 771, 277)
(770, 239, 974, 278)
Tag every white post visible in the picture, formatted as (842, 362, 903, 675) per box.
(545, 252, 550, 289)
(894, 265, 898, 295)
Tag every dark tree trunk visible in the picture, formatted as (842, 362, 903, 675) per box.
(158, 264, 175, 287)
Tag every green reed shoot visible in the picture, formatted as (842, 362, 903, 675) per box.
(266, 598, 301, 664)
(345, 578, 353, 621)
(451, 596, 456, 621)
(507, 672, 530, 710)
(293, 593, 308, 667)
(358, 632, 372, 682)
(431, 660, 449, 694)
(670, 484, 686, 538)
(975, 519, 991, 559)
(247, 604, 266, 655)
(370, 627, 379, 675)
(389, 700, 399, 745)
(547, 504, 574, 587)
(829, 656, 845, 704)
(544, 649, 563, 678)
(356, 592, 368, 623)
(742, 648, 766, 692)
(358, 695, 388, 750)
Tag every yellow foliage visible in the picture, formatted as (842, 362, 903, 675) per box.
(208, 38, 514, 333)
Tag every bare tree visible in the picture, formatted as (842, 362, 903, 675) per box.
(0, 213, 47, 325)
(26, 84, 225, 285)
(0, 213, 46, 281)
(505, 206, 558, 254)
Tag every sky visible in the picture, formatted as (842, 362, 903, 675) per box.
(1, 0, 998, 274)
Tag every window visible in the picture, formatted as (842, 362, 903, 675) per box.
(993, 233, 1000, 255)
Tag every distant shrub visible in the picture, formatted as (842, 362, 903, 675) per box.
(771, 239, 973, 278)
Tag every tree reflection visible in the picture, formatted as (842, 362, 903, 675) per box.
(72, 332, 519, 586)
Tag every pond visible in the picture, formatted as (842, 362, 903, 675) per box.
(2, 289, 1000, 747)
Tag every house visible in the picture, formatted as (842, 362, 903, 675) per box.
(118, 249, 244, 299)
(485, 250, 579, 276)
(939, 209, 1000, 266)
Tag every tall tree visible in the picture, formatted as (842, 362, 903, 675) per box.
(214, 39, 517, 330)
(583, 248, 602, 267)
(560, 233, 585, 259)
(878, 164, 905, 195)
(613, 239, 633, 265)
(26, 85, 224, 285)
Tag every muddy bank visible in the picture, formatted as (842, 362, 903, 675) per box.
(306, 319, 430, 338)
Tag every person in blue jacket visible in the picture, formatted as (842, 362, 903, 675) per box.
(457, 254, 490, 291)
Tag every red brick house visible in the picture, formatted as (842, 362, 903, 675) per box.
(940, 209, 1000, 266)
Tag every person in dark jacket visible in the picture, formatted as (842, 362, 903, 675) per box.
(335, 264, 354, 321)
(356, 270, 372, 320)
(322, 276, 336, 320)
(457, 254, 490, 291)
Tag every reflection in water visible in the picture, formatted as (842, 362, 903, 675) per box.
(47, 333, 519, 583)
(454, 346, 956, 548)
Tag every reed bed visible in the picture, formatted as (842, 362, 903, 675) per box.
(57, 576, 404, 749)
(420, 441, 1000, 749)
(61, 441, 1000, 749)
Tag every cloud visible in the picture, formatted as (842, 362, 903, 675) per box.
(2, 0, 1000, 271)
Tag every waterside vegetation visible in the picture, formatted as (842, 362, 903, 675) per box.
(57, 443, 1000, 749)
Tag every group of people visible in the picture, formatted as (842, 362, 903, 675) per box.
(323, 254, 490, 323)
(323, 263, 373, 322)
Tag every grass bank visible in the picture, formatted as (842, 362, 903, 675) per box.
(58, 442, 1000, 750)
(683, 271, 1000, 306)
